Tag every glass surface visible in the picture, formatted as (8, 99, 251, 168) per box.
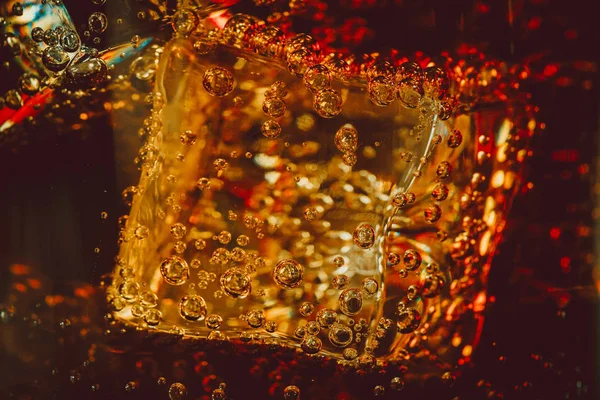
(105, 20, 534, 367)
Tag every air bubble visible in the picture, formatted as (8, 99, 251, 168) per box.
(42, 46, 70, 72)
(173, 241, 187, 253)
(220, 267, 251, 299)
(273, 259, 303, 289)
(194, 239, 207, 250)
(324, 56, 351, 82)
(432, 183, 449, 201)
(283, 385, 301, 400)
(218, 231, 232, 244)
(88, 12, 108, 34)
(339, 288, 363, 316)
(265, 320, 277, 333)
(66, 57, 108, 87)
(334, 125, 358, 153)
(303, 64, 332, 92)
(286, 48, 316, 77)
(367, 60, 396, 81)
(392, 193, 408, 207)
(423, 66, 449, 99)
(139, 291, 158, 307)
(403, 249, 422, 271)
(211, 248, 230, 265)
(436, 161, 452, 178)
(259, 119, 282, 139)
(18, 73, 40, 95)
(397, 306, 421, 333)
(206, 314, 223, 329)
(144, 309, 162, 326)
(246, 309, 266, 328)
(407, 285, 419, 300)
(31, 27, 44, 42)
(43, 29, 59, 46)
(314, 88, 342, 118)
(301, 335, 322, 354)
(397, 78, 424, 109)
(168, 383, 187, 400)
(119, 281, 139, 301)
(178, 294, 207, 321)
(353, 223, 375, 249)
(373, 385, 385, 397)
(332, 275, 349, 290)
(170, 223, 187, 239)
(262, 97, 286, 117)
(309, 321, 330, 338)
(180, 130, 197, 145)
(362, 277, 379, 295)
(368, 76, 396, 106)
(303, 206, 319, 221)
(439, 100, 453, 120)
(222, 14, 259, 47)
(316, 308, 338, 328)
(213, 158, 229, 172)
(390, 377, 404, 391)
(342, 152, 357, 167)
(12, 2, 23, 16)
(424, 203, 442, 223)
(172, 8, 199, 36)
(60, 29, 80, 53)
(396, 61, 423, 82)
(299, 302, 314, 317)
(236, 235, 249, 246)
(196, 177, 210, 190)
(448, 129, 463, 148)
(203, 67, 234, 97)
(251, 26, 284, 57)
(294, 326, 306, 339)
(160, 256, 190, 285)
(328, 323, 353, 347)
(343, 347, 358, 360)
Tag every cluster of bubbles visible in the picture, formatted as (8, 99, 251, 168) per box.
(261, 81, 287, 138)
(111, 30, 466, 373)
(0, 5, 113, 114)
(169, 9, 457, 121)
(94, 11, 535, 387)
(334, 124, 359, 167)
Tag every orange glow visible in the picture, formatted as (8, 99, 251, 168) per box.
(528, 16, 542, 30)
(564, 29, 578, 40)
(578, 164, 589, 174)
(13, 283, 27, 293)
(560, 257, 571, 273)
(27, 278, 41, 290)
(10, 264, 30, 275)
(577, 225, 591, 237)
(75, 286, 93, 298)
(543, 64, 559, 77)
(45, 295, 65, 307)
(473, 292, 486, 313)
(462, 345, 473, 357)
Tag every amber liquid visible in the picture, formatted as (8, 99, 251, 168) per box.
(109, 36, 500, 366)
